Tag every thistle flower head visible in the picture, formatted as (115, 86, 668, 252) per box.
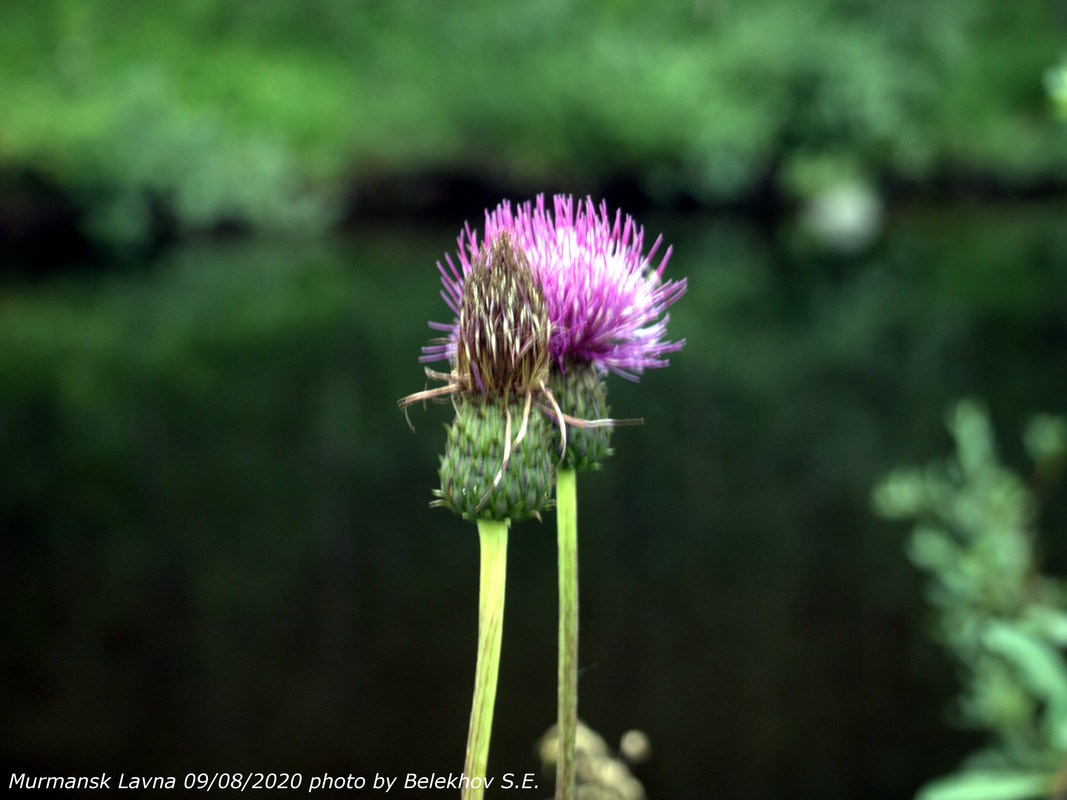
(425, 194, 686, 380)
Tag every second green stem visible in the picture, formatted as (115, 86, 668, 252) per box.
(555, 468, 579, 800)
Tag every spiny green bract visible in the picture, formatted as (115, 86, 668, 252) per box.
(435, 398, 554, 522)
(549, 364, 614, 471)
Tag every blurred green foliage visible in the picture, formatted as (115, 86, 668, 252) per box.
(0, 0, 1065, 245)
(874, 401, 1067, 800)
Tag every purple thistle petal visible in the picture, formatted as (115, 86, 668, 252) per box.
(421, 193, 686, 380)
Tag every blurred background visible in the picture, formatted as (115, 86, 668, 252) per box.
(2, 1, 1067, 798)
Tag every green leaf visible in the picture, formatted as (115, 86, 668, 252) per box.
(983, 621, 1067, 711)
(907, 525, 961, 572)
(871, 468, 926, 518)
(916, 770, 1053, 800)
(1024, 606, 1067, 647)
(949, 399, 997, 480)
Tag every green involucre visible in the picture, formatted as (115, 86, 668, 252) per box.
(436, 398, 554, 522)
(549, 364, 613, 471)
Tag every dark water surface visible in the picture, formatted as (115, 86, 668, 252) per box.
(3, 202, 1066, 798)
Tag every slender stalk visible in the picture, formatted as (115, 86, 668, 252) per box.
(555, 468, 579, 800)
(463, 519, 509, 800)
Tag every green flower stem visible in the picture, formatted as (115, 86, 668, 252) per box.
(463, 519, 509, 800)
(555, 468, 579, 800)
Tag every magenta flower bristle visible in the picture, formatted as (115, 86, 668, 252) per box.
(422, 194, 686, 380)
